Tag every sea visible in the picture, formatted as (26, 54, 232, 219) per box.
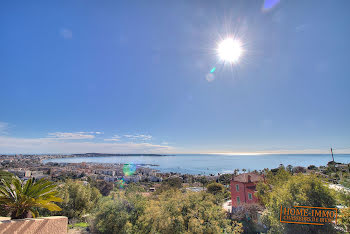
(44, 154, 350, 175)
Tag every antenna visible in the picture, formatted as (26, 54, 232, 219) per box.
(331, 148, 334, 162)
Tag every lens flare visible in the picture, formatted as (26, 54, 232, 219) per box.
(123, 163, 137, 176)
(217, 38, 242, 64)
(116, 178, 126, 188)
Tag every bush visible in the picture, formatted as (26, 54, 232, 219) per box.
(207, 182, 225, 195)
(58, 180, 101, 219)
(259, 173, 336, 233)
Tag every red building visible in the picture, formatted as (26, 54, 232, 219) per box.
(230, 173, 264, 208)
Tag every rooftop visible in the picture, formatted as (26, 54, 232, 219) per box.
(232, 173, 264, 183)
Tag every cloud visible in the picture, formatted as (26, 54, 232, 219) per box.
(0, 136, 174, 154)
(124, 134, 152, 141)
(0, 122, 9, 135)
(47, 132, 99, 140)
(104, 135, 121, 142)
(60, 28, 72, 39)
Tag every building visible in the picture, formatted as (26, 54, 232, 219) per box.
(230, 173, 264, 208)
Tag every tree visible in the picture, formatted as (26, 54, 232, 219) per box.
(89, 179, 114, 196)
(292, 166, 306, 174)
(93, 192, 148, 234)
(256, 167, 291, 206)
(337, 190, 350, 207)
(207, 182, 224, 195)
(286, 165, 293, 173)
(198, 176, 209, 188)
(307, 165, 317, 170)
(58, 180, 101, 219)
(258, 173, 336, 233)
(0, 170, 14, 184)
(218, 174, 232, 185)
(0, 177, 62, 219)
(165, 177, 183, 189)
(231, 203, 264, 233)
(338, 207, 350, 233)
(137, 190, 243, 233)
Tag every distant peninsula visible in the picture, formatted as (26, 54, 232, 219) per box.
(71, 153, 170, 157)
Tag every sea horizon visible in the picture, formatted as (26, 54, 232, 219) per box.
(44, 153, 350, 175)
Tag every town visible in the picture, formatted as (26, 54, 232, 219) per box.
(1, 153, 349, 233)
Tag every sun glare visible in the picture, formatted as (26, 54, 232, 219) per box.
(217, 38, 243, 64)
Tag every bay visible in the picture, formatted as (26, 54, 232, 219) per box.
(44, 154, 350, 175)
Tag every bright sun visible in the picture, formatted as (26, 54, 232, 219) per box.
(217, 38, 243, 64)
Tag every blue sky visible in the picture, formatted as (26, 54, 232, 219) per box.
(0, 0, 349, 154)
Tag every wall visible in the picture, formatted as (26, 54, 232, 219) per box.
(230, 181, 259, 207)
(0, 216, 68, 234)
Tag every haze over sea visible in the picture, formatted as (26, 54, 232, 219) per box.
(45, 154, 350, 175)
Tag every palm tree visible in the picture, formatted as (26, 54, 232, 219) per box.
(0, 176, 63, 219)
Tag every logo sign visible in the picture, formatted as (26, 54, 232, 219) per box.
(280, 205, 337, 225)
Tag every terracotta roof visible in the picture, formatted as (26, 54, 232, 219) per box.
(232, 173, 264, 183)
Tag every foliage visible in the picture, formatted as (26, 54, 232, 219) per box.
(307, 165, 317, 170)
(74, 222, 90, 228)
(89, 179, 114, 196)
(258, 172, 337, 233)
(286, 165, 293, 173)
(338, 207, 350, 233)
(231, 204, 264, 233)
(336, 190, 350, 207)
(0, 177, 62, 219)
(218, 174, 232, 185)
(231, 203, 263, 221)
(138, 190, 243, 234)
(155, 177, 183, 194)
(292, 166, 306, 174)
(340, 179, 350, 189)
(58, 180, 101, 219)
(206, 182, 224, 195)
(165, 177, 183, 189)
(69, 222, 89, 229)
(93, 189, 242, 234)
(0, 170, 14, 216)
(256, 167, 291, 205)
(93, 191, 148, 234)
(0, 170, 14, 184)
(198, 176, 209, 188)
(124, 183, 146, 195)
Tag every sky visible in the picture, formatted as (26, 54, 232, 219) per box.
(0, 0, 349, 154)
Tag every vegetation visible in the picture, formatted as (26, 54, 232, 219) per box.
(338, 207, 350, 233)
(0, 177, 62, 219)
(90, 183, 242, 234)
(138, 190, 242, 234)
(1, 162, 348, 233)
(0, 170, 14, 184)
(218, 174, 232, 185)
(257, 169, 337, 233)
(206, 182, 225, 195)
(58, 180, 101, 219)
(164, 177, 183, 189)
(88, 178, 114, 196)
(68, 222, 90, 229)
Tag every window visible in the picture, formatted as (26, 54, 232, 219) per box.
(248, 193, 253, 200)
(236, 184, 239, 191)
(236, 196, 240, 205)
